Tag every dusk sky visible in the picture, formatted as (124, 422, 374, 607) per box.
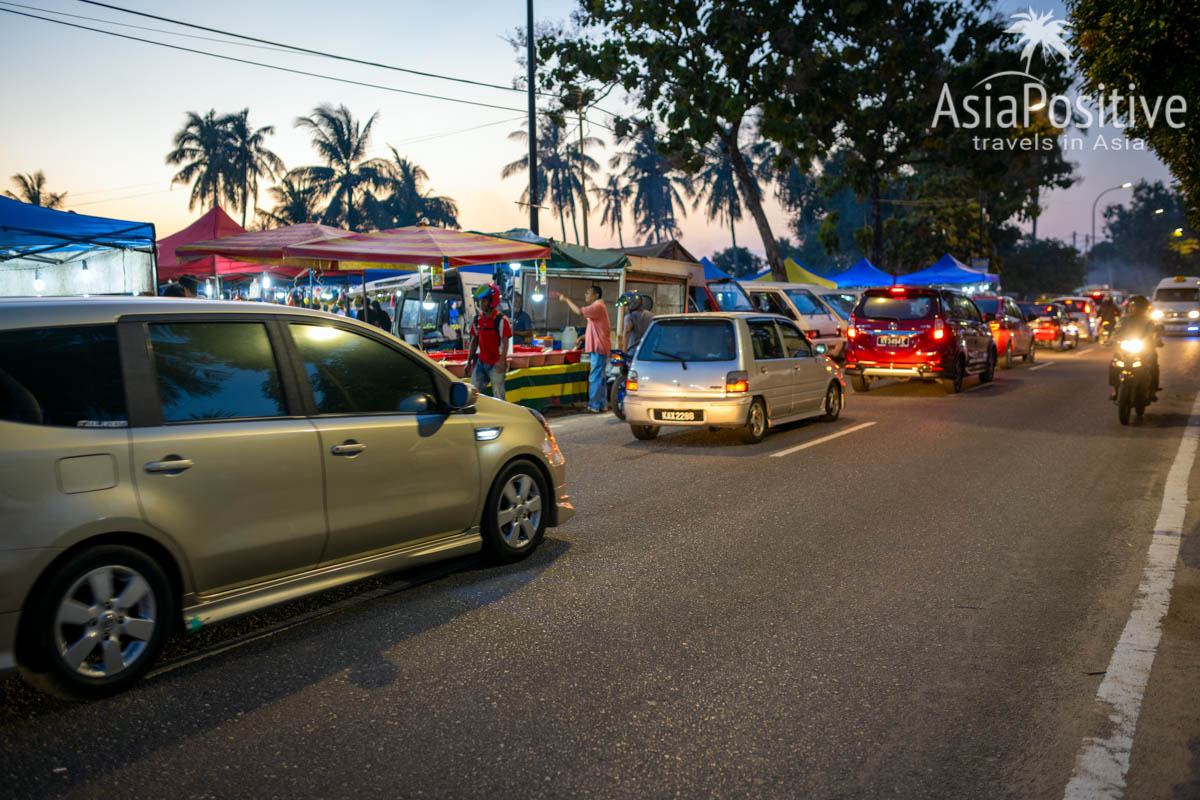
(0, 0, 1176, 268)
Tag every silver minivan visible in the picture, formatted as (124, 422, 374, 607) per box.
(622, 312, 845, 443)
(0, 297, 574, 699)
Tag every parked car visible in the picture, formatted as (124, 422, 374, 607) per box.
(818, 290, 862, 323)
(0, 298, 575, 699)
(743, 282, 845, 358)
(971, 295, 1035, 367)
(622, 312, 844, 444)
(1049, 296, 1097, 340)
(1019, 301, 1079, 351)
(842, 286, 996, 394)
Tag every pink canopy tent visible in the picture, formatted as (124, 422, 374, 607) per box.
(283, 226, 551, 267)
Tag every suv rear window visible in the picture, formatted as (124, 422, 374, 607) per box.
(1155, 288, 1200, 302)
(0, 325, 127, 427)
(856, 294, 937, 320)
(637, 319, 736, 362)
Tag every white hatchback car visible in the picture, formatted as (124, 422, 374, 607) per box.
(623, 312, 845, 444)
(743, 282, 845, 357)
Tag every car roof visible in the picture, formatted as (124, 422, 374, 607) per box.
(747, 281, 826, 291)
(652, 311, 790, 322)
(0, 296, 355, 330)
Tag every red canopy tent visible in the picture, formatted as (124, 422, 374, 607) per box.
(283, 226, 551, 266)
(175, 222, 354, 271)
(157, 208, 307, 282)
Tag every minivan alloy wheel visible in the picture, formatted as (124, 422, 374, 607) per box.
(496, 474, 542, 550)
(54, 565, 158, 678)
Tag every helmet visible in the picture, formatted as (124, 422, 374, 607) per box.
(472, 283, 501, 310)
(616, 290, 643, 310)
(1127, 295, 1150, 316)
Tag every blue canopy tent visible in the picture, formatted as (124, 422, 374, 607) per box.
(899, 254, 998, 286)
(830, 258, 894, 287)
(701, 256, 733, 280)
(0, 196, 156, 295)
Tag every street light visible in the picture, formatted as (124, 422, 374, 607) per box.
(1173, 227, 1184, 237)
(1154, 208, 1165, 215)
(1091, 182, 1134, 288)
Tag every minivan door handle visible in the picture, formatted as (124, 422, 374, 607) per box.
(144, 458, 193, 474)
(331, 441, 367, 456)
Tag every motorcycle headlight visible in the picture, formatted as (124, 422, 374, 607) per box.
(1150, 309, 1164, 321)
(1119, 338, 1144, 354)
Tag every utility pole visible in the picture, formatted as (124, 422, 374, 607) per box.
(579, 105, 589, 247)
(526, 0, 539, 235)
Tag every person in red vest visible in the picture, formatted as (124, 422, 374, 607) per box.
(466, 283, 513, 401)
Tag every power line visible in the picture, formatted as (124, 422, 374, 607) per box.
(2, 8, 534, 115)
(76, 0, 549, 98)
(0, 1, 301, 54)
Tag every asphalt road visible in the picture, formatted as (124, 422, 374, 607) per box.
(4, 338, 1200, 799)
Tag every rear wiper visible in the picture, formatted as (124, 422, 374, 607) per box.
(871, 315, 901, 322)
(654, 349, 689, 370)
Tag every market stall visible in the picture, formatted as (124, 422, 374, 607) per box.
(0, 196, 156, 296)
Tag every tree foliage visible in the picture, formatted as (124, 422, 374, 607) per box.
(1069, 0, 1200, 227)
(711, 246, 765, 278)
(995, 238, 1085, 297)
(1090, 180, 1200, 290)
(4, 170, 66, 209)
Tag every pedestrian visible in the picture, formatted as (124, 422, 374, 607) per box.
(555, 285, 611, 412)
(510, 291, 534, 344)
(466, 283, 512, 401)
(370, 300, 392, 331)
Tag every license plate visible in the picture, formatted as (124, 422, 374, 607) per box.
(655, 409, 700, 422)
(876, 335, 911, 347)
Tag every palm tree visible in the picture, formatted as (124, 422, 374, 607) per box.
(5, 170, 66, 208)
(1005, 9, 1071, 74)
(256, 171, 322, 229)
(293, 104, 388, 231)
(502, 118, 600, 243)
(692, 138, 745, 266)
(368, 146, 460, 229)
(612, 124, 687, 244)
(591, 174, 631, 247)
(224, 109, 285, 228)
(166, 110, 235, 212)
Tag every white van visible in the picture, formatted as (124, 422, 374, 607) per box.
(1151, 276, 1200, 334)
(741, 281, 845, 357)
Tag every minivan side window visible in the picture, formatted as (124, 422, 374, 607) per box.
(149, 322, 288, 422)
(289, 323, 436, 414)
(0, 325, 127, 427)
(752, 291, 795, 319)
(748, 320, 785, 360)
(777, 322, 813, 357)
(783, 288, 826, 316)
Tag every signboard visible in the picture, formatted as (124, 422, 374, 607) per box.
(431, 263, 444, 290)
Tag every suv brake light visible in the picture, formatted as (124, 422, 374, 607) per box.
(932, 318, 945, 340)
(847, 316, 858, 339)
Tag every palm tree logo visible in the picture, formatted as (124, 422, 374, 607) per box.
(1005, 8, 1071, 74)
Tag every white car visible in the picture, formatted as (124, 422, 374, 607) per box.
(1151, 276, 1200, 334)
(743, 282, 846, 357)
(1050, 296, 1097, 340)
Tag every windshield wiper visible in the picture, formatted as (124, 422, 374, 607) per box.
(654, 349, 689, 370)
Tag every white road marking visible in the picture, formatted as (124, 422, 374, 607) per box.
(768, 421, 877, 458)
(1063, 391, 1200, 800)
(1029, 361, 1054, 371)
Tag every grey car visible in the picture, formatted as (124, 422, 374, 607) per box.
(622, 312, 845, 443)
(0, 297, 574, 699)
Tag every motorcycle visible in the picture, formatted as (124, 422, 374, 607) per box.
(606, 349, 630, 420)
(1113, 337, 1153, 425)
(1098, 318, 1116, 345)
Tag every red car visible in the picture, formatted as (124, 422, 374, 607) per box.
(843, 286, 996, 394)
(972, 295, 1035, 367)
(1018, 302, 1079, 351)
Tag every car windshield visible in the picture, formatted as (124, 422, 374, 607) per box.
(1155, 287, 1200, 302)
(856, 294, 936, 320)
(973, 299, 1001, 315)
(637, 319, 737, 362)
(706, 280, 754, 312)
(783, 289, 826, 315)
(821, 294, 857, 318)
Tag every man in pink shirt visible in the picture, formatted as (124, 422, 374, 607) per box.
(555, 285, 611, 412)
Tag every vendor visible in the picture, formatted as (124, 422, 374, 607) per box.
(510, 292, 534, 345)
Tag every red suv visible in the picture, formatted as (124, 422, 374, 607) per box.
(843, 286, 997, 394)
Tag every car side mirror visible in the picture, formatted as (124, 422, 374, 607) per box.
(398, 392, 436, 413)
(814, 343, 827, 355)
(447, 381, 477, 410)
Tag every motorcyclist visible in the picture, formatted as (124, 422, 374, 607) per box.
(1109, 294, 1161, 401)
(1097, 295, 1120, 342)
(618, 291, 655, 354)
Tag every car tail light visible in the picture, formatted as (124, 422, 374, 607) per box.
(835, 326, 842, 338)
(889, 286, 906, 294)
(847, 317, 858, 339)
(725, 370, 749, 393)
(988, 321, 1000, 332)
(1084, 303, 1092, 314)
(626, 370, 638, 392)
(806, 330, 821, 340)
(932, 318, 945, 340)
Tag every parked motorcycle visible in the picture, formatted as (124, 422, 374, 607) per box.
(607, 349, 630, 420)
(1113, 337, 1153, 425)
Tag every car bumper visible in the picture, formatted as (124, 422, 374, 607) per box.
(1162, 321, 1200, 333)
(624, 395, 751, 427)
(843, 363, 946, 379)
